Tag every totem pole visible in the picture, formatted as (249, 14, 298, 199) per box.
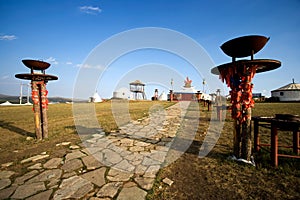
(15, 59, 58, 140)
(211, 35, 281, 160)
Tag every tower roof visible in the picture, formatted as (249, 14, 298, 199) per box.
(130, 80, 145, 86)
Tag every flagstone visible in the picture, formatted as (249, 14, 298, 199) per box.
(65, 150, 86, 161)
(26, 189, 53, 200)
(0, 178, 11, 190)
(96, 182, 122, 198)
(0, 170, 15, 179)
(0, 185, 17, 199)
(117, 186, 147, 200)
(28, 163, 43, 170)
(53, 176, 94, 200)
(11, 182, 46, 199)
(44, 158, 63, 169)
(61, 159, 83, 172)
(82, 154, 103, 170)
(134, 177, 155, 190)
(107, 168, 133, 182)
(81, 168, 106, 187)
(13, 170, 39, 185)
(27, 169, 62, 183)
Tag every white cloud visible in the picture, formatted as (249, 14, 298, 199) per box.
(76, 63, 106, 70)
(79, 6, 101, 15)
(0, 35, 17, 41)
(45, 57, 58, 65)
(1, 75, 10, 80)
(66, 61, 73, 65)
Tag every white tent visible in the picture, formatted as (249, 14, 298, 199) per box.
(0, 101, 13, 106)
(90, 92, 103, 103)
(158, 91, 168, 101)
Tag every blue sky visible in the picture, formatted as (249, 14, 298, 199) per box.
(0, 0, 299, 99)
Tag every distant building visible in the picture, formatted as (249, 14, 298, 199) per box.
(113, 88, 131, 99)
(253, 93, 265, 101)
(271, 79, 300, 101)
(172, 77, 198, 101)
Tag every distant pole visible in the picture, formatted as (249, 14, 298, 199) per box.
(202, 79, 206, 93)
(27, 83, 30, 104)
(19, 83, 23, 104)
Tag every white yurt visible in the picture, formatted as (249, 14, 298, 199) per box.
(158, 91, 168, 101)
(271, 79, 300, 101)
(90, 92, 103, 103)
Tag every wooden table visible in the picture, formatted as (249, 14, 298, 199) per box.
(252, 116, 300, 167)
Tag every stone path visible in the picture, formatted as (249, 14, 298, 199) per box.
(0, 101, 200, 199)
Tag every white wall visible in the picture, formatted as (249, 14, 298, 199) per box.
(271, 90, 300, 101)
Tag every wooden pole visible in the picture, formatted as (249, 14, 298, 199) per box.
(233, 120, 241, 157)
(31, 81, 42, 140)
(241, 107, 252, 161)
(41, 82, 48, 139)
(271, 122, 278, 167)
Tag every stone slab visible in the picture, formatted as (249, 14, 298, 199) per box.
(134, 177, 155, 190)
(26, 189, 53, 200)
(107, 168, 133, 182)
(0, 185, 17, 199)
(14, 170, 39, 185)
(82, 155, 103, 170)
(53, 176, 94, 200)
(61, 159, 83, 172)
(117, 186, 147, 200)
(28, 163, 42, 170)
(20, 154, 49, 164)
(11, 182, 46, 199)
(65, 150, 86, 161)
(44, 158, 63, 169)
(0, 178, 11, 190)
(81, 168, 106, 187)
(27, 169, 62, 184)
(0, 170, 15, 179)
(96, 182, 122, 198)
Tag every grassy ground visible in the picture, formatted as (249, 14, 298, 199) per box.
(148, 102, 300, 199)
(0, 100, 174, 173)
(0, 101, 299, 199)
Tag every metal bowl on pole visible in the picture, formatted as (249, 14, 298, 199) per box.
(211, 35, 281, 161)
(15, 59, 58, 140)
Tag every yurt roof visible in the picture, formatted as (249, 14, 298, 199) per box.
(272, 81, 300, 92)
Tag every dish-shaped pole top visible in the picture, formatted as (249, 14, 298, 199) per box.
(220, 35, 269, 58)
(22, 59, 51, 70)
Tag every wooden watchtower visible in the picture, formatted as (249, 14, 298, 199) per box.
(130, 80, 146, 100)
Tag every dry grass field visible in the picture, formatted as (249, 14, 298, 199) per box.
(0, 101, 299, 199)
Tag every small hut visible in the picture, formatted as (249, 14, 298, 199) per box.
(271, 79, 300, 101)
